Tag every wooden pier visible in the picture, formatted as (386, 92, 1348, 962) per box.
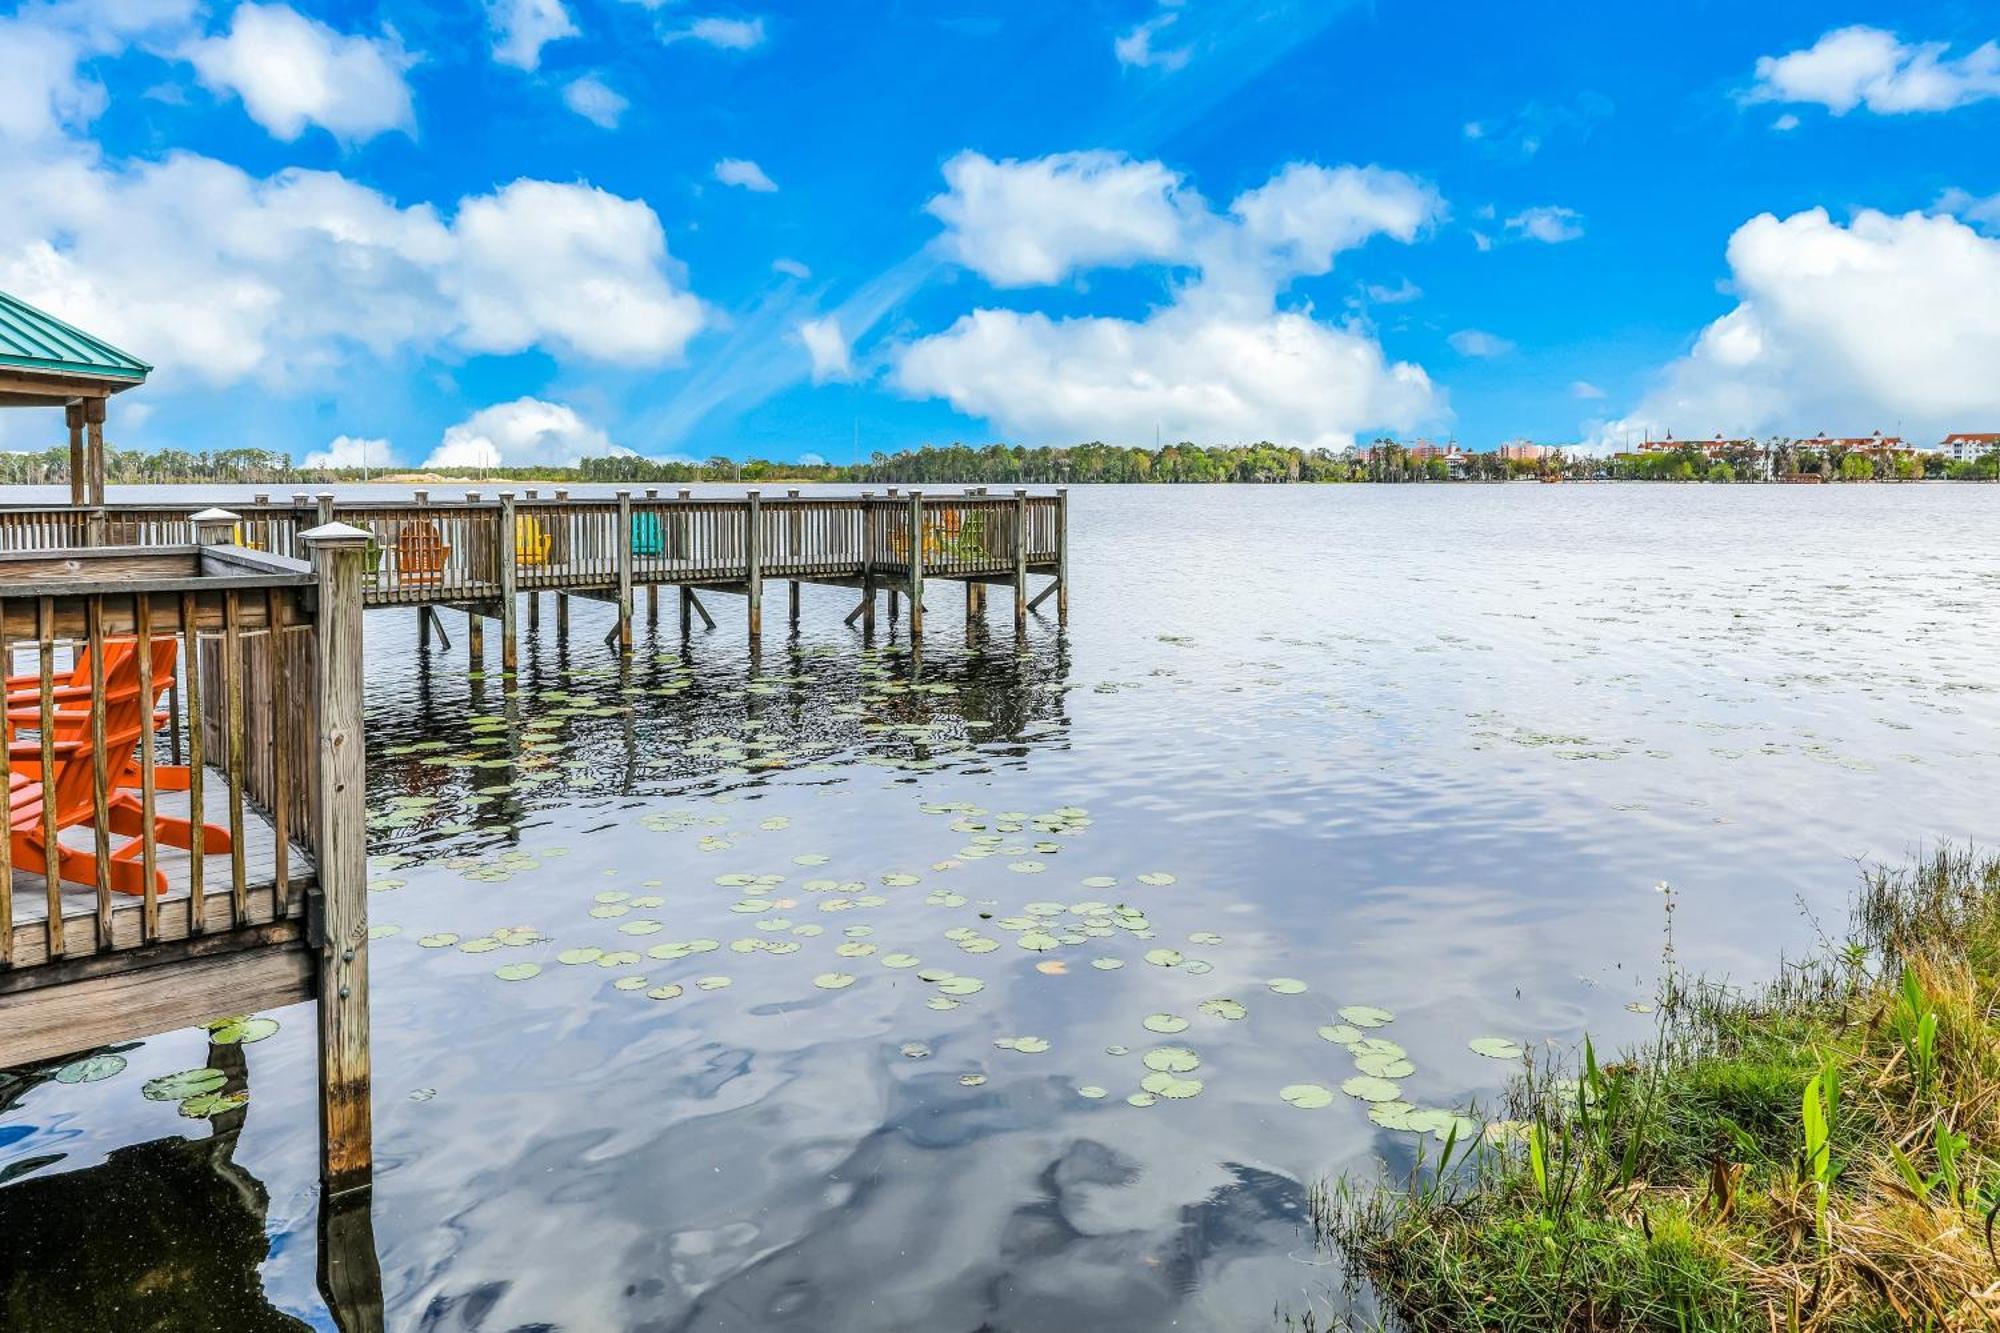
(0, 488, 1070, 1327)
(0, 487, 1070, 668)
(0, 525, 378, 1308)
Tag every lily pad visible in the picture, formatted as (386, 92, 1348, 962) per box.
(1267, 977, 1307, 994)
(1198, 998, 1247, 1021)
(180, 1089, 249, 1119)
(1139, 1072, 1203, 1099)
(1143, 948, 1184, 967)
(1090, 958, 1124, 971)
(1469, 1036, 1525, 1060)
(1141, 1013, 1190, 1035)
(1338, 1005, 1394, 1028)
(1316, 1023, 1364, 1045)
(494, 963, 541, 981)
(1354, 1051, 1416, 1079)
(1142, 1046, 1200, 1073)
(647, 984, 685, 1000)
(558, 947, 604, 966)
(1279, 1083, 1335, 1109)
(1077, 1085, 1108, 1099)
(54, 1053, 127, 1084)
(1341, 1075, 1401, 1103)
(1136, 872, 1176, 886)
(143, 1068, 226, 1102)
(813, 972, 856, 989)
(1367, 1100, 1420, 1130)
(207, 1016, 279, 1045)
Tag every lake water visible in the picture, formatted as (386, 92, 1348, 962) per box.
(3, 484, 1997, 1330)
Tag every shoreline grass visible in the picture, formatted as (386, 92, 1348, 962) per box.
(1312, 846, 2000, 1332)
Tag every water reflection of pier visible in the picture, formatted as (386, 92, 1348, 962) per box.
(0, 1035, 382, 1330)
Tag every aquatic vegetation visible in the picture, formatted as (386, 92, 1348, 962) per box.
(1320, 847, 2000, 1331)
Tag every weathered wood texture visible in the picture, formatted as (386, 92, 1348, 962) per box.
(0, 944, 313, 1066)
(306, 526, 373, 1193)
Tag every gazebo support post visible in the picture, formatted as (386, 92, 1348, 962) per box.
(65, 403, 84, 506)
(84, 397, 106, 507)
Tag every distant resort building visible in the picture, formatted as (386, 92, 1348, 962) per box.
(1497, 441, 1559, 463)
(1935, 432, 2000, 462)
(1793, 431, 1912, 456)
(1636, 433, 1755, 459)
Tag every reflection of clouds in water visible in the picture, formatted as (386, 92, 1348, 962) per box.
(11, 487, 2000, 1329)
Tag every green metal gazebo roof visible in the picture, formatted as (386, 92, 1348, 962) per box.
(0, 289, 151, 384)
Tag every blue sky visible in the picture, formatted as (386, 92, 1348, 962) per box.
(2, 0, 1997, 466)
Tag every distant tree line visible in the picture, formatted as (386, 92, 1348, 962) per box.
(0, 438, 1990, 488)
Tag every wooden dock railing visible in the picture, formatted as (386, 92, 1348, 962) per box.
(0, 489, 1070, 661)
(0, 524, 375, 1194)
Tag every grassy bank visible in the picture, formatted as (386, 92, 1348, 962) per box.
(1317, 847, 2000, 1331)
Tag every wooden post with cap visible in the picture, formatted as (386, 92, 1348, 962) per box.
(1013, 488, 1029, 634)
(615, 490, 634, 652)
(907, 490, 924, 641)
(498, 492, 518, 674)
(745, 489, 762, 641)
(301, 520, 374, 1196)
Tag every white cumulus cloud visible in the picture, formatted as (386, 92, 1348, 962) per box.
(714, 157, 776, 191)
(896, 306, 1435, 450)
(797, 316, 852, 383)
(563, 74, 627, 127)
(0, 0, 196, 144)
(1749, 25, 2000, 114)
(302, 434, 389, 468)
(1230, 163, 1442, 276)
(448, 179, 705, 363)
(1604, 207, 2000, 444)
(426, 398, 616, 468)
(0, 149, 706, 385)
(1504, 205, 1584, 243)
(185, 3, 414, 143)
(896, 151, 1446, 448)
(925, 150, 1200, 287)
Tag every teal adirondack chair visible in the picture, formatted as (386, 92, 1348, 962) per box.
(631, 512, 663, 556)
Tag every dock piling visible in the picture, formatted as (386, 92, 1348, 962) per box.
(498, 492, 518, 675)
(908, 490, 924, 642)
(746, 489, 762, 642)
(615, 490, 634, 653)
(1014, 489, 1029, 634)
(302, 521, 374, 1197)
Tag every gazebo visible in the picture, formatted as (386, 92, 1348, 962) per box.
(0, 289, 151, 505)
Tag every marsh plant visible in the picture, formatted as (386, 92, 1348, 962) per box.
(1312, 846, 2000, 1332)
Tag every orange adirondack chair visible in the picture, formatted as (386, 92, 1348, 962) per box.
(7, 637, 226, 898)
(7, 638, 192, 792)
(396, 521, 449, 584)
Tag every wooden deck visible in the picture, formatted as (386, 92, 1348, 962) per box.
(4, 779, 310, 967)
(0, 489, 1071, 644)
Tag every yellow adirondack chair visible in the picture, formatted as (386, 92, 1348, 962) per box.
(515, 515, 553, 565)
